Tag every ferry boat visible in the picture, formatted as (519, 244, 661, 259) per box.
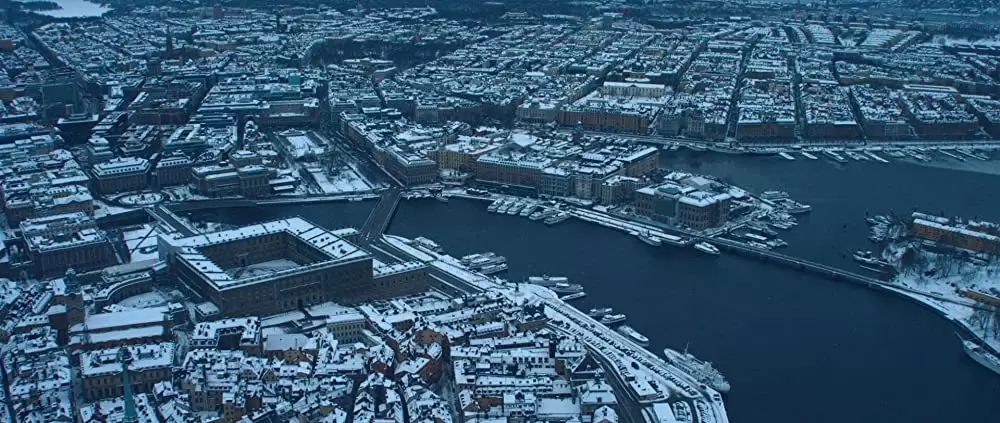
(600, 314, 627, 325)
(962, 339, 1000, 376)
(544, 212, 571, 225)
(480, 263, 508, 274)
(637, 231, 662, 247)
(588, 307, 613, 318)
(528, 275, 570, 286)
(760, 191, 790, 201)
(616, 325, 650, 347)
(560, 292, 587, 301)
(413, 237, 443, 253)
(551, 282, 584, 294)
(663, 346, 730, 393)
(694, 242, 720, 255)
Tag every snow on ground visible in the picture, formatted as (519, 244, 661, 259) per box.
(383, 235, 436, 262)
(890, 245, 1000, 351)
(116, 291, 168, 309)
(93, 200, 135, 218)
(308, 166, 372, 195)
(123, 224, 160, 262)
(286, 135, 321, 159)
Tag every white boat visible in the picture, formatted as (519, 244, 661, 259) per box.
(487, 200, 502, 212)
(866, 151, 889, 163)
(434, 195, 449, 203)
(528, 275, 569, 286)
(544, 212, 571, 225)
(551, 282, 584, 294)
(560, 292, 587, 301)
(801, 151, 818, 160)
(663, 346, 730, 393)
(506, 202, 523, 215)
(600, 314, 626, 325)
(963, 339, 1000, 376)
(413, 237, 443, 253)
(520, 204, 537, 217)
(760, 191, 790, 201)
(822, 149, 847, 163)
(528, 211, 546, 221)
(588, 307, 613, 318)
(694, 242, 720, 255)
(637, 231, 662, 247)
(617, 325, 650, 347)
(480, 263, 508, 274)
(778, 152, 796, 161)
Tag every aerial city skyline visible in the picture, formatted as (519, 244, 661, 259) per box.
(0, 0, 999, 422)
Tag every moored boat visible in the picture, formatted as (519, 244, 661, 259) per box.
(600, 314, 627, 325)
(663, 346, 730, 393)
(962, 339, 1000, 376)
(588, 307, 613, 318)
(616, 325, 650, 347)
(637, 231, 662, 247)
(694, 242, 720, 255)
(560, 292, 587, 301)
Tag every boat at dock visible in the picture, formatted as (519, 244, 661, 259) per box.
(528, 275, 570, 286)
(413, 237, 443, 253)
(637, 231, 662, 247)
(760, 191, 790, 201)
(600, 314, 627, 325)
(461, 252, 507, 269)
(528, 210, 546, 221)
(520, 204, 537, 217)
(774, 198, 812, 214)
(845, 151, 868, 161)
(778, 152, 796, 161)
(962, 338, 1000, 376)
(544, 212, 571, 225)
(434, 195, 449, 203)
(560, 292, 587, 301)
(866, 151, 889, 163)
(479, 263, 508, 274)
(487, 200, 502, 212)
(588, 307, 613, 318)
(694, 242, 720, 255)
(617, 325, 650, 347)
(822, 149, 848, 163)
(551, 282, 583, 294)
(801, 151, 819, 160)
(506, 202, 523, 215)
(663, 346, 730, 393)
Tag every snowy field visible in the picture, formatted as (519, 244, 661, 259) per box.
(888, 244, 1000, 351)
(286, 135, 322, 159)
(123, 224, 160, 262)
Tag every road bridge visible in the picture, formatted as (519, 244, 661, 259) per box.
(359, 188, 402, 244)
(147, 205, 198, 237)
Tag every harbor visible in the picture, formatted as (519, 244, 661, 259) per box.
(182, 156, 1000, 423)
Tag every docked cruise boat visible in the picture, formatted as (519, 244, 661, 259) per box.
(962, 339, 1000, 376)
(588, 307, 613, 318)
(760, 190, 790, 201)
(694, 242, 720, 255)
(559, 292, 587, 301)
(775, 198, 812, 214)
(600, 314, 627, 325)
(551, 282, 583, 294)
(479, 263, 508, 274)
(616, 325, 650, 347)
(663, 346, 731, 393)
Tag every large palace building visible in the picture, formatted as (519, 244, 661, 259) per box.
(157, 217, 428, 316)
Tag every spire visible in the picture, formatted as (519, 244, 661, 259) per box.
(119, 347, 139, 423)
